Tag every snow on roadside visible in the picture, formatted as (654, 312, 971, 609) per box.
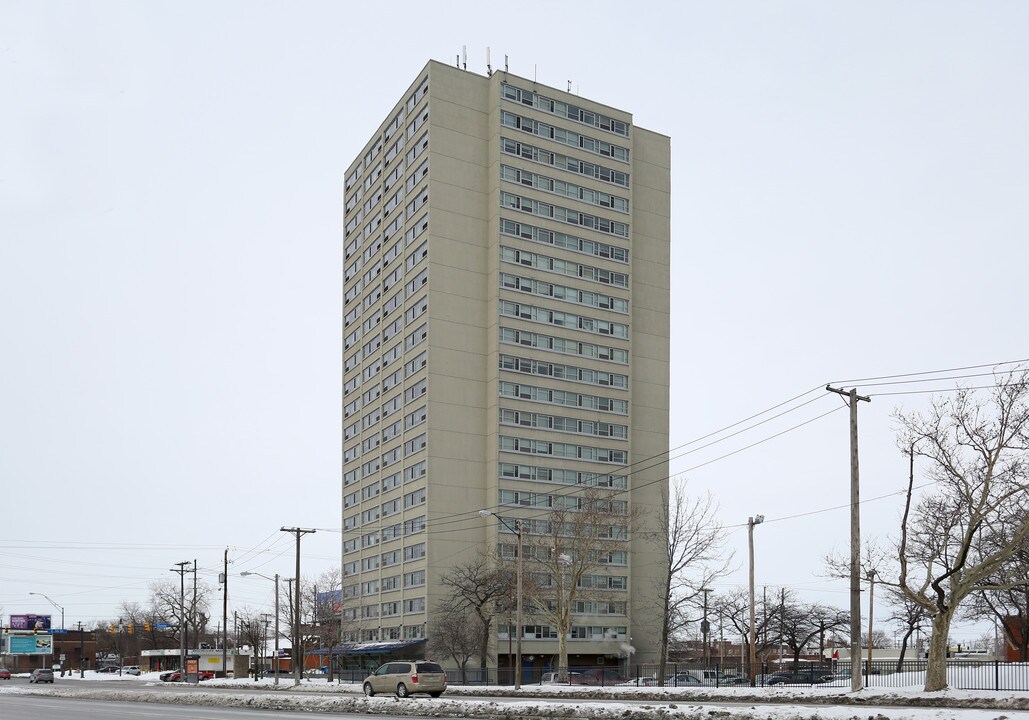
(3, 677, 1029, 720)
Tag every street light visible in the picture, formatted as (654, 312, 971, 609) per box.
(241, 572, 282, 686)
(480, 509, 523, 689)
(29, 592, 65, 675)
(28, 592, 64, 629)
(747, 514, 764, 687)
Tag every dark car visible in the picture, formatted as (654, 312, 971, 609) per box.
(765, 669, 831, 685)
(30, 668, 55, 684)
(160, 670, 182, 682)
(97, 665, 121, 674)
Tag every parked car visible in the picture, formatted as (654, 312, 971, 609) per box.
(580, 668, 627, 685)
(362, 661, 447, 698)
(0, 667, 11, 680)
(693, 669, 744, 686)
(764, 669, 830, 685)
(262, 668, 292, 677)
(619, 675, 658, 686)
(541, 671, 596, 685)
(160, 670, 182, 682)
(123, 666, 141, 676)
(664, 672, 703, 686)
(97, 665, 121, 674)
(30, 668, 55, 684)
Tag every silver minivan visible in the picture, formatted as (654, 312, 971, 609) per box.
(363, 661, 447, 697)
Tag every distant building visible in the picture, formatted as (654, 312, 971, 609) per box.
(340, 60, 670, 672)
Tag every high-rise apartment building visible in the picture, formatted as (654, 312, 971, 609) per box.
(341, 60, 669, 672)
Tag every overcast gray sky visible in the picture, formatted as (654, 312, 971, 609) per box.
(2, 1, 1026, 642)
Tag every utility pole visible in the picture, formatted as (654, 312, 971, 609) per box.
(77, 621, 84, 678)
(274, 574, 282, 686)
(779, 588, 785, 664)
(222, 549, 229, 677)
(826, 384, 870, 692)
(281, 526, 315, 686)
(192, 559, 198, 654)
(866, 569, 876, 672)
(747, 514, 764, 686)
(171, 561, 192, 675)
(700, 588, 712, 665)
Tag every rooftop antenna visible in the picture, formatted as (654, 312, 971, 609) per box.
(462, 45, 467, 70)
(505, 55, 509, 72)
(567, 80, 572, 92)
(486, 47, 492, 77)
(455, 54, 459, 68)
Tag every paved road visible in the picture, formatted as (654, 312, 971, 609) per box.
(0, 694, 427, 720)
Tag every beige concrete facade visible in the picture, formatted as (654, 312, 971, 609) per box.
(341, 60, 669, 671)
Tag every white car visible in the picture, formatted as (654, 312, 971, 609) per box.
(123, 666, 141, 676)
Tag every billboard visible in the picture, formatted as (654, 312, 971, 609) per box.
(10, 614, 52, 630)
(317, 589, 342, 613)
(9, 634, 53, 655)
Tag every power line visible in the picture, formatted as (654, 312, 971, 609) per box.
(829, 358, 1027, 386)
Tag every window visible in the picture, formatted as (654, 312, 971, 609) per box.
(403, 405, 427, 430)
(403, 461, 426, 483)
(403, 542, 425, 561)
(381, 472, 401, 492)
(381, 497, 402, 518)
(403, 597, 426, 614)
(403, 488, 426, 508)
(403, 433, 426, 457)
(404, 351, 427, 377)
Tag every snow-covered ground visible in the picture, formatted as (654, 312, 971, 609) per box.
(2, 668, 1028, 719)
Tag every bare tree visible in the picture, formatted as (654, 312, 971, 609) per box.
(780, 598, 849, 664)
(148, 578, 213, 650)
(437, 551, 509, 673)
(237, 610, 269, 678)
(884, 585, 930, 671)
(520, 486, 637, 679)
(649, 478, 729, 683)
(961, 535, 1029, 661)
(309, 568, 343, 679)
(427, 608, 481, 683)
(893, 368, 1029, 691)
(712, 588, 778, 661)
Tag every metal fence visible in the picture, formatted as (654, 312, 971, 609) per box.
(318, 659, 1029, 691)
(620, 660, 1029, 692)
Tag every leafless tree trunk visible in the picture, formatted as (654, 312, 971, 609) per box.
(648, 479, 729, 684)
(427, 609, 480, 683)
(438, 551, 508, 672)
(520, 487, 636, 679)
(893, 367, 1029, 691)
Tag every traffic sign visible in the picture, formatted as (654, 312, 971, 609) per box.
(155, 623, 171, 630)
(49, 629, 68, 634)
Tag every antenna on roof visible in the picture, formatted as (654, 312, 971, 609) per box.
(567, 80, 572, 92)
(486, 47, 492, 77)
(505, 55, 509, 72)
(455, 54, 459, 68)
(462, 45, 467, 70)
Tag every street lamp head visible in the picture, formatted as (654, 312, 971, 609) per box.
(478, 509, 494, 517)
(754, 514, 765, 525)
